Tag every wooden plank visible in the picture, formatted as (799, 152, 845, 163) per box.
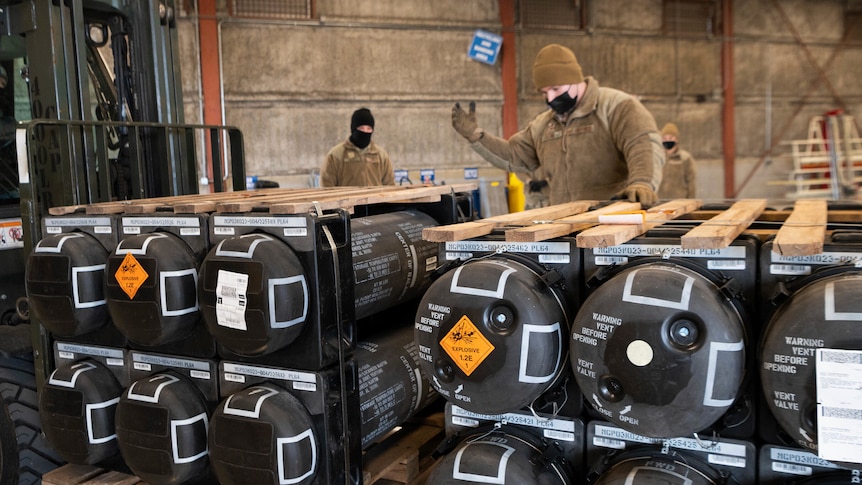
(680, 199, 768, 250)
(82, 471, 141, 485)
(80, 187, 297, 214)
(576, 199, 702, 248)
(773, 199, 828, 256)
(267, 184, 477, 215)
(685, 208, 862, 224)
(361, 183, 477, 205)
(505, 201, 642, 242)
(221, 186, 403, 213)
(43, 465, 107, 485)
(48, 204, 88, 216)
(422, 201, 595, 242)
(362, 414, 445, 485)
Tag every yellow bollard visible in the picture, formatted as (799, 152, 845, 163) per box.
(507, 172, 525, 213)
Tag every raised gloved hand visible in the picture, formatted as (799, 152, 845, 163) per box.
(612, 183, 658, 206)
(452, 101, 482, 142)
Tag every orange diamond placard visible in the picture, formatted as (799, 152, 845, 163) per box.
(114, 252, 148, 299)
(440, 315, 495, 376)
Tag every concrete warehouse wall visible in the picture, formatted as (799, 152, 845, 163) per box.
(177, 0, 862, 201)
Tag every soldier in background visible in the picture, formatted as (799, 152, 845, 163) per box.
(657, 122, 697, 199)
(322, 107, 395, 187)
(452, 43, 664, 206)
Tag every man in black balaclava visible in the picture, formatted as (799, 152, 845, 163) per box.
(321, 107, 395, 187)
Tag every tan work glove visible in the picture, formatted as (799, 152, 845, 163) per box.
(452, 101, 483, 142)
(613, 183, 658, 206)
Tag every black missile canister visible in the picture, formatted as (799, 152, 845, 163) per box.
(350, 210, 439, 319)
(114, 372, 210, 485)
(357, 325, 438, 446)
(425, 428, 575, 485)
(105, 233, 200, 346)
(591, 449, 726, 485)
(39, 360, 123, 465)
(198, 233, 309, 357)
(26, 233, 111, 337)
(760, 272, 862, 454)
(209, 383, 317, 485)
(571, 262, 746, 438)
(415, 257, 569, 415)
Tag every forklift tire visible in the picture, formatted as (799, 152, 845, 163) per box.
(0, 346, 64, 485)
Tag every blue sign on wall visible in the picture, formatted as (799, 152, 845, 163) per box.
(420, 169, 435, 184)
(468, 30, 503, 65)
(394, 169, 409, 184)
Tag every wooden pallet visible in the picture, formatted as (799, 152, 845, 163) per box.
(42, 464, 144, 485)
(41, 412, 446, 485)
(48, 184, 478, 216)
(423, 198, 841, 257)
(362, 412, 446, 485)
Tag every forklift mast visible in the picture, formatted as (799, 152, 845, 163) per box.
(0, 0, 244, 386)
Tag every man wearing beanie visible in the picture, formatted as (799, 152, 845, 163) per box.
(452, 43, 664, 205)
(322, 107, 395, 187)
(657, 122, 697, 199)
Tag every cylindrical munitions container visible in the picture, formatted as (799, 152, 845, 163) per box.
(425, 428, 575, 485)
(760, 271, 862, 454)
(26, 233, 111, 337)
(208, 324, 434, 484)
(414, 256, 570, 415)
(209, 383, 316, 485)
(104, 233, 200, 346)
(39, 360, 123, 465)
(350, 210, 439, 320)
(198, 210, 440, 357)
(571, 261, 747, 438)
(357, 325, 438, 446)
(198, 232, 307, 356)
(589, 449, 726, 485)
(114, 372, 210, 485)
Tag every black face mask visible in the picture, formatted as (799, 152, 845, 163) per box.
(547, 91, 578, 115)
(350, 130, 372, 149)
(662, 141, 677, 150)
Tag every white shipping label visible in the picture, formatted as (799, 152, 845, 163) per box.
(816, 348, 862, 465)
(216, 270, 249, 330)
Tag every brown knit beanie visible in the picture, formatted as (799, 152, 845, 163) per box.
(661, 122, 680, 138)
(532, 44, 585, 91)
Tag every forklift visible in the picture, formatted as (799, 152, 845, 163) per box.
(0, 2, 243, 482)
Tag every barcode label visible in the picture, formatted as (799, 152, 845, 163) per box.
(544, 429, 575, 442)
(770, 264, 811, 276)
(821, 406, 862, 419)
(293, 381, 317, 392)
(540, 254, 570, 264)
(595, 256, 627, 266)
(708, 454, 746, 468)
(593, 437, 625, 450)
(190, 370, 211, 380)
(773, 462, 812, 476)
(452, 416, 480, 427)
(224, 372, 245, 383)
(707, 260, 746, 271)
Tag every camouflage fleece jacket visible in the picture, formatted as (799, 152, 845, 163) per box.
(469, 77, 664, 205)
(321, 139, 395, 187)
(658, 148, 697, 199)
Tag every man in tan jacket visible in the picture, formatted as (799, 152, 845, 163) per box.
(657, 122, 697, 199)
(322, 108, 395, 187)
(452, 44, 664, 205)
